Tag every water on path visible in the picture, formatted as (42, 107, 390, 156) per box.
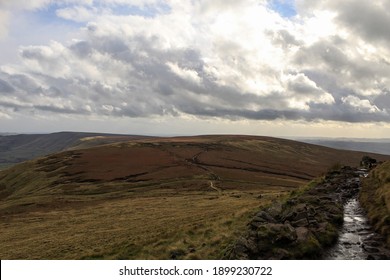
(325, 197, 372, 259)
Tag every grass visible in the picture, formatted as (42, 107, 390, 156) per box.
(288, 176, 324, 198)
(1, 135, 390, 259)
(0, 187, 276, 259)
(360, 161, 390, 248)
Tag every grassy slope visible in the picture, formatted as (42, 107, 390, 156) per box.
(1, 135, 389, 259)
(0, 132, 149, 169)
(360, 161, 390, 247)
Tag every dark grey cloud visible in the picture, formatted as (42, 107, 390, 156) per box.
(4, 73, 40, 94)
(69, 41, 92, 57)
(0, 78, 14, 93)
(20, 47, 47, 60)
(1, 30, 388, 124)
(373, 91, 390, 110)
(33, 104, 88, 115)
(266, 29, 302, 49)
(294, 40, 350, 73)
(335, 1, 390, 43)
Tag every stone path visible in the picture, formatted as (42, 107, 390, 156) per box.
(228, 167, 390, 260)
(324, 196, 390, 260)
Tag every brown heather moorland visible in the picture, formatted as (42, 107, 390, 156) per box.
(0, 135, 389, 259)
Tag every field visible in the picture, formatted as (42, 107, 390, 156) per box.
(1, 135, 389, 259)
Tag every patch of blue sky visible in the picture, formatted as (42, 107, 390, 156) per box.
(269, 0, 297, 18)
(111, 3, 171, 18)
(32, 3, 84, 28)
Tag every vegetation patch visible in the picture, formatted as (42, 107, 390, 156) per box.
(360, 161, 390, 248)
(1, 136, 389, 259)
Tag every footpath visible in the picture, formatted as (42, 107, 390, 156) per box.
(228, 166, 390, 259)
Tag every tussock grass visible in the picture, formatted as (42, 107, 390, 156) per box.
(360, 161, 390, 248)
(0, 188, 276, 259)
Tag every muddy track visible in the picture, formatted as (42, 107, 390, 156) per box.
(186, 150, 221, 181)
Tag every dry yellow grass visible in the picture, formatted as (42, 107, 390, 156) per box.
(0, 187, 282, 259)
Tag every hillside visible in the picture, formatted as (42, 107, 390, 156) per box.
(360, 161, 390, 247)
(0, 135, 389, 259)
(0, 132, 150, 169)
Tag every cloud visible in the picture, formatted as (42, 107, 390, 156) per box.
(297, 0, 390, 43)
(0, 0, 51, 10)
(0, 10, 9, 39)
(56, 6, 100, 22)
(0, 78, 14, 93)
(342, 96, 381, 114)
(0, 0, 390, 127)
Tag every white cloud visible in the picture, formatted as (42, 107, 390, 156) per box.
(1, 0, 390, 135)
(166, 62, 202, 85)
(342, 96, 381, 113)
(0, 10, 9, 39)
(283, 73, 335, 110)
(0, 110, 12, 119)
(0, 0, 51, 10)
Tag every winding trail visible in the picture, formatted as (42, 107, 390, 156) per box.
(209, 181, 222, 194)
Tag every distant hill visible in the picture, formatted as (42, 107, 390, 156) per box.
(0, 132, 151, 169)
(296, 138, 390, 155)
(1, 135, 389, 259)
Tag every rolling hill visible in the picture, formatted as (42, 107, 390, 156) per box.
(0, 132, 151, 170)
(0, 135, 389, 259)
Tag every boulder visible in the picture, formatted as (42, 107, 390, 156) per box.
(291, 218, 309, 227)
(254, 211, 277, 223)
(296, 227, 310, 242)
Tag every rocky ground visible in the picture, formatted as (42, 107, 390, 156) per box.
(228, 166, 390, 259)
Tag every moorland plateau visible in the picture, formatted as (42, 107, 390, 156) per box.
(0, 133, 389, 259)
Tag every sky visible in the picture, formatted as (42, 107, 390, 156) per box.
(0, 0, 390, 138)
